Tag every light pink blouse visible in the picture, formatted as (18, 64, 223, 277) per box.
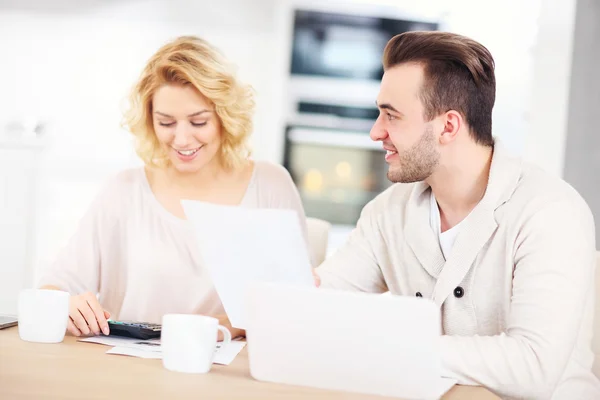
(37, 161, 308, 324)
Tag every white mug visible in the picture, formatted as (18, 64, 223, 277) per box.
(18, 289, 70, 343)
(161, 314, 232, 374)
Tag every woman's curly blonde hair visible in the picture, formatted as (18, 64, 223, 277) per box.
(123, 36, 255, 170)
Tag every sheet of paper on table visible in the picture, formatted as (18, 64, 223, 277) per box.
(181, 200, 315, 329)
(78, 336, 246, 365)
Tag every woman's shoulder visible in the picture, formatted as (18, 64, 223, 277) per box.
(252, 160, 294, 186)
(249, 160, 300, 199)
(72, 167, 146, 228)
(92, 167, 145, 207)
(102, 167, 144, 192)
(253, 161, 300, 208)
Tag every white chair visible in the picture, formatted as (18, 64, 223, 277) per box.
(593, 251, 600, 378)
(306, 217, 331, 267)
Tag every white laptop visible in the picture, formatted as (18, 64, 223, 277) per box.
(244, 282, 457, 399)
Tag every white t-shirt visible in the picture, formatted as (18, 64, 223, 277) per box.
(429, 191, 463, 260)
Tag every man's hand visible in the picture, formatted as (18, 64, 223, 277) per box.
(214, 314, 245, 341)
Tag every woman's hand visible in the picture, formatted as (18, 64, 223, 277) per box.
(68, 292, 110, 337)
(214, 314, 245, 341)
(313, 268, 321, 287)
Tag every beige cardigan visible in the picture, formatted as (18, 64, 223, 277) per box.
(317, 145, 600, 399)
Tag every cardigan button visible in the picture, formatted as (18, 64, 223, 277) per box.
(454, 286, 465, 298)
(415, 292, 423, 297)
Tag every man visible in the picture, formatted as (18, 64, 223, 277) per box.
(315, 31, 600, 399)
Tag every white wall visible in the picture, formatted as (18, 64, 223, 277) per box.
(525, 0, 578, 177)
(0, 0, 576, 286)
(0, 142, 43, 314)
(563, 0, 600, 248)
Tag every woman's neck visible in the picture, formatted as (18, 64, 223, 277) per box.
(163, 157, 228, 197)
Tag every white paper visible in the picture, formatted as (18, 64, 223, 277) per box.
(107, 346, 162, 359)
(429, 378, 458, 400)
(79, 336, 246, 365)
(79, 336, 161, 349)
(181, 200, 316, 329)
(215, 341, 247, 365)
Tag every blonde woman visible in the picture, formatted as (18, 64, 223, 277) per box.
(38, 36, 308, 339)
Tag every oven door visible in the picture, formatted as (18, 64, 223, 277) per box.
(284, 127, 392, 226)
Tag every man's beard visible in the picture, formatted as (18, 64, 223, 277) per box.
(387, 125, 440, 183)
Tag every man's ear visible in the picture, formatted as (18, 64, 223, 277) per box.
(439, 110, 463, 144)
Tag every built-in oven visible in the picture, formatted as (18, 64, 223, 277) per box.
(284, 123, 389, 226)
(282, 4, 439, 227)
(290, 8, 438, 81)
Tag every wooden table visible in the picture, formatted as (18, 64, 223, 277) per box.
(0, 327, 499, 399)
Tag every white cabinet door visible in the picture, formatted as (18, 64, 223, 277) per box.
(0, 144, 41, 315)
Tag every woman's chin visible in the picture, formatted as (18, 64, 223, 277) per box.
(170, 159, 206, 174)
(167, 150, 219, 175)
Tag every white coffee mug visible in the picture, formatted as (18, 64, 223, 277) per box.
(161, 314, 232, 374)
(18, 289, 70, 343)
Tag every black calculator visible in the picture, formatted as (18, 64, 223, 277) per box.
(107, 320, 161, 340)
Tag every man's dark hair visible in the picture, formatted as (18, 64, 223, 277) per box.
(383, 31, 496, 146)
